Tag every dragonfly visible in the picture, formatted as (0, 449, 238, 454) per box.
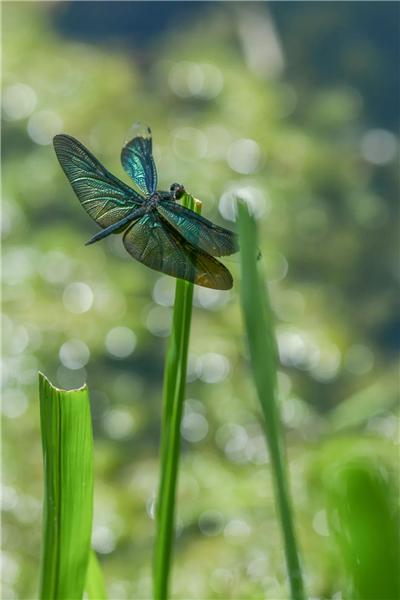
(53, 125, 238, 289)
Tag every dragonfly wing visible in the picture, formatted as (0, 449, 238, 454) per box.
(53, 134, 143, 228)
(157, 201, 238, 257)
(121, 124, 158, 195)
(123, 212, 233, 289)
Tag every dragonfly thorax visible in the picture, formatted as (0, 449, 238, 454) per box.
(146, 191, 172, 208)
(146, 182, 185, 207)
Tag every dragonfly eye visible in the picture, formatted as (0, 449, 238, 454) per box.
(170, 182, 185, 200)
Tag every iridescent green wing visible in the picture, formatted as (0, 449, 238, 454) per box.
(157, 200, 238, 257)
(120, 124, 157, 196)
(123, 212, 233, 290)
(53, 134, 143, 228)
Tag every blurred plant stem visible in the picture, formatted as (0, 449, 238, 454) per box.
(39, 373, 95, 600)
(153, 194, 200, 600)
(237, 202, 306, 600)
(320, 441, 400, 599)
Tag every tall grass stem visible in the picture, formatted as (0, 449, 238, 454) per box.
(153, 194, 200, 600)
(237, 202, 306, 600)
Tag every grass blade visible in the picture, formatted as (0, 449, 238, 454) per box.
(237, 202, 306, 600)
(153, 193, 200, 600)
(85, 550, 107, 600)
(39, 372, 94, 600)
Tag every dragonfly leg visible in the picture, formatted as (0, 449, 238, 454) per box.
(85, 207, 146, 245)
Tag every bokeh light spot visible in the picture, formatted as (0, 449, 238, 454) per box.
(92, 525, 117, 554)
(63, 282, 94, 314)
(105, 327, 137, 358)
(3, 247, 36, 285)
(277, 328, 320, 371)
(9, 326, 29, 355)
(227, 139, 261, 174)
(216, 423, 249, 463)
(2, 83, 37, 120)
(152, 276, 175, 307)
(146, 306, 172, 337)
(309, 344, 341, 381)
(27, 110, 63, 145)
(181, 412, 209, 443)
(224, 518, 252, 538)
(103, 408, 135, 439)
(266, 252, 288, 282)
(59, 339, 90, 370)
(247, 552, 269, 580)
(367, 414, 398, 439)
(13, 494, 41, 524)
(312, 510, 330, 537)
(219, 183, 269, 222)
(360, 128, 397, 165)
(244, 434, 269, 464)
(194, 287, 230, 310)
(198, 352, 230, 383)
(2, 389, 28, 419)
(2, 487, 18, 512)
(1, 553, 20, 584)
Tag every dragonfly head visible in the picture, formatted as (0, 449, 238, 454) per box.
(170, 182, 185, 200)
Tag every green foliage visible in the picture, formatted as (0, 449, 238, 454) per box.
(3, 3, 398, 599)
(330, 463, 399, 599)
(311, 438, 400, 599)
(38, 373, 94, 599)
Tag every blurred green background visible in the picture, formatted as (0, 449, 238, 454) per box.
(2, 2, 399, 599)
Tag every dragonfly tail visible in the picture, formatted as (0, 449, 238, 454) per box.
(85, 208, 146, 246)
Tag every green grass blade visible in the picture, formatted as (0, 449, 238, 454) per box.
(237, 203, 306, 600)
(153, 193, 200, 600)
(39, 372, 94, 600)
(85, 550, 107, 600)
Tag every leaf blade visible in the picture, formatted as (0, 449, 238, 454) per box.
(39, 372, 94, 600)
